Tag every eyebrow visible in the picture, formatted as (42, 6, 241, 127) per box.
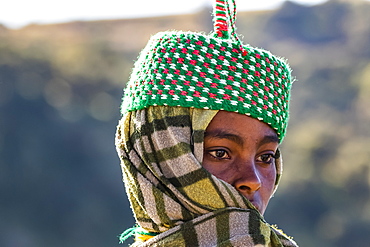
(204, 129, 279, 147)
(204, 129, 244, 146)
(259, 134, 279, 146)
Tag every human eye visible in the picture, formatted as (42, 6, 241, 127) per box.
(208, 149, 231, 160)
(256, 153, 275, 165)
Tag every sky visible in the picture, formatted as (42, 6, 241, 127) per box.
(1, 0, 329, 29)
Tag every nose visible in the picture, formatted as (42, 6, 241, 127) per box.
(234, 163, 261, 194)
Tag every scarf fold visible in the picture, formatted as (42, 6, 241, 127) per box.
(115, 106, 297, 246)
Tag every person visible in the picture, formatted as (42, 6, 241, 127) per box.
(115, 0, 299, 246)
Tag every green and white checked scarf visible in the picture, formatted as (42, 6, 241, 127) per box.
(115, 106, 298, 246)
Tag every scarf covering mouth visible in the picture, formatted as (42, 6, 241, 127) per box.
(115, 106, 298, 246)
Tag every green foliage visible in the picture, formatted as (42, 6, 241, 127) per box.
(1, 1, 370, 246)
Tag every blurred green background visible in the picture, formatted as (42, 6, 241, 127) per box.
(1, 0, 370, 246)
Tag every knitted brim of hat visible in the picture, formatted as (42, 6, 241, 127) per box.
(121, 31, 293, 141)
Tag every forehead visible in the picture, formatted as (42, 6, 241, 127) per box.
(205, 111, 278, 144)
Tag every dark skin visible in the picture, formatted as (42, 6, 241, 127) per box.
(202, 111, 279, 215)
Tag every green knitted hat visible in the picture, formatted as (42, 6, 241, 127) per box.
(121, 0, 294, 141)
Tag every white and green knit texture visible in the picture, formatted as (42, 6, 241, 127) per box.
(121, 31, 292, 141)
(120, 0, 294, 141)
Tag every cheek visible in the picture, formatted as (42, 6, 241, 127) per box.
(202, 160, 236, 183)
(260, 166, 277, 193)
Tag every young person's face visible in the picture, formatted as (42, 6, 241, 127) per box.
(202, 111, 279, 215)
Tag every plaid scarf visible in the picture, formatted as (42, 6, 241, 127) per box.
(115, 106, 298, 246)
